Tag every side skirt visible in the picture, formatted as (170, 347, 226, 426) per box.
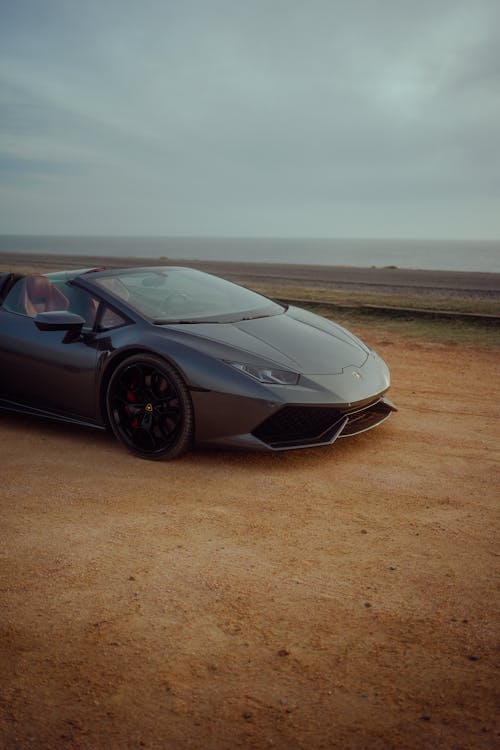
(0, 397, 106, 431)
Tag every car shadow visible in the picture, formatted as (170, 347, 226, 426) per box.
(0, 410, 381, 472)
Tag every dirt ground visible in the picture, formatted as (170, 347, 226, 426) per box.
(1, 328, 499, 750)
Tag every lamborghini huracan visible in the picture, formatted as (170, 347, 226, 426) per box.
(0, 266, 396, 459)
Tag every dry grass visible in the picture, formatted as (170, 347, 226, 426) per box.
(328, 308, 500, 349)
(253, 283, 500, 316)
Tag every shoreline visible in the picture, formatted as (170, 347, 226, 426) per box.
(1, 251, 500, 299)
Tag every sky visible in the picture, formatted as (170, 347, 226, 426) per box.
(0, 0, 499, 239)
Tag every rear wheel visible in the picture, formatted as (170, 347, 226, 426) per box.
(106, 354, 193, 460)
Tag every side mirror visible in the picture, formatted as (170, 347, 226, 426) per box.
(34, 311, 85, 343)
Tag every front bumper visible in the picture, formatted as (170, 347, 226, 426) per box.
(252, 396, 397, 449)
(198, 395, 397, 451)
(192, 349, 395, 451)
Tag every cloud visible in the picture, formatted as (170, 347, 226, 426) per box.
(0, 0, 499, 237)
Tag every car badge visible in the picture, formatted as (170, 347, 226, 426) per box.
(352, 371, 362, 380)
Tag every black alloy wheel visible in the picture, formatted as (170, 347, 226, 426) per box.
(106, 354, 193, 460)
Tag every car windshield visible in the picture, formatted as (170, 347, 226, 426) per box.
(91, 267, 285, 324)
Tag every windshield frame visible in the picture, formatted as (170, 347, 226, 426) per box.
(83, 266, 286, 325)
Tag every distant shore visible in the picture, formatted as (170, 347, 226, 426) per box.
(1, 251, 500, 300)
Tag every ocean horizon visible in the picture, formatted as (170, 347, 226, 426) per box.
(0, 235, 499, 273)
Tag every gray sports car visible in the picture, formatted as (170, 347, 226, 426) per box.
(0, 266, 396, 459)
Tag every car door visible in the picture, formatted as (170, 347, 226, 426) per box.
(0, 277, 100, 422)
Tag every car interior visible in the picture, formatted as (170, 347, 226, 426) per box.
(1, 274, 99, 328)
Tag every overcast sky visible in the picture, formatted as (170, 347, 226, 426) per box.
(1, 0, 499, 239)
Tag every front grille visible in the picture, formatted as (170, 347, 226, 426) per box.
(252, 397, 395, 449)
(252, 405, 343, 448)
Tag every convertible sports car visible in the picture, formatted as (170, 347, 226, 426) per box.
(0, 266, 396, 460)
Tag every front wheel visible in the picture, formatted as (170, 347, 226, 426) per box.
(106, 354, 193, 460)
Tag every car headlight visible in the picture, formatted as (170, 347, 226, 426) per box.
(225, 361, 300, 385)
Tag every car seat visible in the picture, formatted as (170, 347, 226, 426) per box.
(19, 275, 70, 317)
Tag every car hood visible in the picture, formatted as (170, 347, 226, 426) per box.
(165, 306, 369, 374)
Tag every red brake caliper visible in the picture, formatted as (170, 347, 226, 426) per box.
(126, 387, 139, 429)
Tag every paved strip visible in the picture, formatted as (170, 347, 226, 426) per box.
(1, 252, 500, 299)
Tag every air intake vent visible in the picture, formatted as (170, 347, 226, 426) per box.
(253, 406, 343, 448)
(341, 399, 394, 437)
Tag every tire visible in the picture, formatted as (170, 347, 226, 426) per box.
(106, 354, 193, 460)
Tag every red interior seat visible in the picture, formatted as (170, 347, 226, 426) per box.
(19, 275, 69, 317)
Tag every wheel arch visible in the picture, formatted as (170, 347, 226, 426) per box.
(98, 346, 191, 427)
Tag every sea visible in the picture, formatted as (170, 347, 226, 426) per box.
(0, 235, 499, 273)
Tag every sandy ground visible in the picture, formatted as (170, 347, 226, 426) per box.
(1, 328, 499, 750)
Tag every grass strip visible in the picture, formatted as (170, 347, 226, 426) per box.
(253, 283, 500, 316)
